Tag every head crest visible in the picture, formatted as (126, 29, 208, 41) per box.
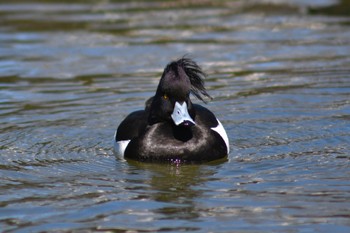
(166, 57, 212, 103)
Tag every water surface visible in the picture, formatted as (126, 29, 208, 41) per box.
(1, 0, 350, 232)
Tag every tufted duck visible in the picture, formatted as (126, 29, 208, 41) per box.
(114, 57, 229, 163)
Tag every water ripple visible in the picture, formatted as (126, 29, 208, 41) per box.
(1, 0, 350, 232)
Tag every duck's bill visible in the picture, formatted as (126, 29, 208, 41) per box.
(171, 102, 195, 127)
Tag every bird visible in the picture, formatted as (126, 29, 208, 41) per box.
(114, 57, 229, 163)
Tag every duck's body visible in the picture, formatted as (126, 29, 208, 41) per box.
(115, 58, 229, 163)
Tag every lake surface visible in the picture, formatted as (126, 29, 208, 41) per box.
(1, 0, 350, 232)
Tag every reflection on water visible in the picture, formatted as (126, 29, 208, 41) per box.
(1, 0, 350, 232)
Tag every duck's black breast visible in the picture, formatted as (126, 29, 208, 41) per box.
(123, 104, 228, 163)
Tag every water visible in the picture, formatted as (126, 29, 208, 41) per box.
(1, 0, 350, 232)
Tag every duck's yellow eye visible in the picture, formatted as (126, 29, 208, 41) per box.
(163, 94, 168, 100)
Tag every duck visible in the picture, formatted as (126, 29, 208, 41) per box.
(114, 57, 229, 163)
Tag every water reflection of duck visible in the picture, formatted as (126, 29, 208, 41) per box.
(125, 160, 222, 222)
(114, 57, 229, 163)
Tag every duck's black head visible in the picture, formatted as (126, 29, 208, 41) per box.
(148, 57, 212, 126)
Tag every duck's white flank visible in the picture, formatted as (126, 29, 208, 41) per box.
(211, 119, 230, 154)
(114, 140, 131, 158)
(114, 131, 130, 158)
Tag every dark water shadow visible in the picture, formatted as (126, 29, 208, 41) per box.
(309, 0, 350, 17)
